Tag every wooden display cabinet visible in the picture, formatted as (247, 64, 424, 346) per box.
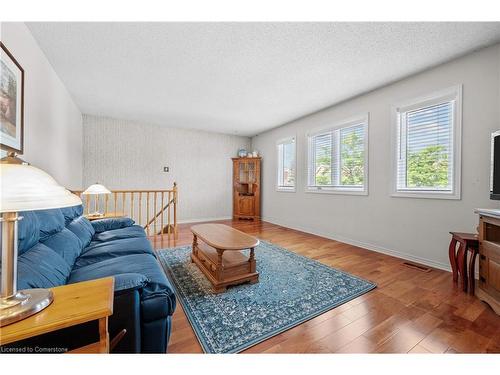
(477, 213, 500, 314)
(232, 157, 261, 220)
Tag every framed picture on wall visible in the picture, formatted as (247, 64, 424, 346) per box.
(0, 41, 24, 154)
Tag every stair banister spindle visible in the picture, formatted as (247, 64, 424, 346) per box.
(161, 192, 164, 236)
(139, 192, 142, 227)
(122, 193, 125, 219)
(154, 192, 157, 235)
(168, 191, 172, 235)
(146, 192, 150, 236)
(173, 182, 177, 236)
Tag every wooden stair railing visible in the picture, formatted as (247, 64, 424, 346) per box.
(73, 182, 178, 237)
(144, 194, 176, 234)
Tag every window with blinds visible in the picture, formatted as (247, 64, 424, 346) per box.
(276, 137, 296, 191)
(393, 86, 461, 199)
(306, 117, 368, 194)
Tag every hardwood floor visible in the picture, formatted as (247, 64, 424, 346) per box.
(149, 219, 500, 354)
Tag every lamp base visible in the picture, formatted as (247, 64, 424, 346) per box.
(0, 289, 54, 327)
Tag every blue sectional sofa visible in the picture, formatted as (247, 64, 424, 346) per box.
(14, 205, 176, 353)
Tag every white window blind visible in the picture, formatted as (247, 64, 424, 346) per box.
(307, 119, 367, 194)
(393, 86, 461, 199)
(277, 138, 296, 191)
(393, 86, 462, 200)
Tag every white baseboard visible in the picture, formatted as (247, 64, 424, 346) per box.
(178, 216, 232, 224)
(262, 215, 452, 273)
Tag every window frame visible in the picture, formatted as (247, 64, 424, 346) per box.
(276, 136, 297, 192)
(305, 114, 369, 196)
(391, 85, 462, 200)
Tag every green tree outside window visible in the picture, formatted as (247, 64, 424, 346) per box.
(406, 145, 449, 188)
(341, 131, 364, 186)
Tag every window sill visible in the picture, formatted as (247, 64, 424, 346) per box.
(391, 190, 460, 200)
(305, 187, 368, 196)
(276, 187, 296, 193)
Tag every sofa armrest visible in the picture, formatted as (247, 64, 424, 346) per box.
(112, 275, 174, 353)
(113, 273, 149, 294)
(91, 218, 135, 233)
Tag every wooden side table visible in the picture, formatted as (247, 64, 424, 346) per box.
(0, 277, 114, 353)
(449, 232, 479, 294)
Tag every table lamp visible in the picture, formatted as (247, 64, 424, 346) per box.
(0, 153, 82, 326)
(82, 183, 111, 218)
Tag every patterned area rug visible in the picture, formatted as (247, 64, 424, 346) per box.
(157, 240, 376, 353)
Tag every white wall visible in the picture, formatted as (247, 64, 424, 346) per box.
(83, 115, 250, 222)
(0, 22, 82, 189)
(252, 44, 500, 271)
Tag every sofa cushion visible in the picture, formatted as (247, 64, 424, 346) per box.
(18, 211, 40, 255)
(91, 218, 135, 233)
(92, 225, 146, 242)
(34, 209, 65, 241)
(42, 228, 83, 267)
(68, 254, 176, 318)
(67, 216, 95, 247)
(74, 236, 154, 268)
(17, 243, 72, 289)
(60, 205, 84, 225)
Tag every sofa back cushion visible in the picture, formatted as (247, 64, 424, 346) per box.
(66, 216, 95, 248)
(17, 243, 72, 289)
(34, 209, 65, 241)
(60, 205, 84, 225)
(42, 228, 83, 267)
(91, 217, 135, 233)
(18, 211, 40, 255)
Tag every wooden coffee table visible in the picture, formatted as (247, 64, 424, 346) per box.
(190, 224, 259, 293)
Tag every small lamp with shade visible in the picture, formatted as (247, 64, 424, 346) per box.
(81, 183, 111, 218)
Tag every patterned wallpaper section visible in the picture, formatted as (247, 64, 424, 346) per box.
(83, 115, 251, 222)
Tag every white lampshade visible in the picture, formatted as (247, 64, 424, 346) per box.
(0, 162, 82, 213)
(82, 183, 111, 195)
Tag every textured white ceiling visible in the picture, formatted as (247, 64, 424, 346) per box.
(27, 22, 500, 136)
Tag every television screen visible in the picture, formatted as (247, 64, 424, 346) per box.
(491, 131, 500, 200)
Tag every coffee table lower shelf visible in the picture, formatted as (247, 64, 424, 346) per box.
(191, 242, 258, 293)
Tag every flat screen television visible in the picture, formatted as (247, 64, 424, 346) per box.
(491, 130, 500, 200)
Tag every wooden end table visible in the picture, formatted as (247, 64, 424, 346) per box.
(190, 224, 259, 293)
(0, 277, 114, 353)
(449, 232, 479, 294)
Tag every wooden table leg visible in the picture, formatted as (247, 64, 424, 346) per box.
(191, 234, 198, 261)
(449, 237, 459, 282)
(98, 317, 109, 353)
(456, 240, 468, 292)
(215, 249, 224, 282)
(468, 247, 478, 295)
(249, 247, 256, 273)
